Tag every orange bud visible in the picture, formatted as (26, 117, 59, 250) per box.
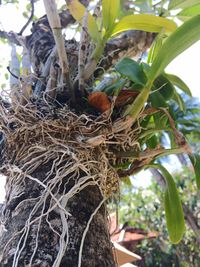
(88, 92, 111, 113)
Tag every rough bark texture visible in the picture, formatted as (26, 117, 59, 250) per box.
(0, 163, 114, 266)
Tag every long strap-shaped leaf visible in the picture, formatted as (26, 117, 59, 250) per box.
(177, 3, 200, 20)
(148, 15, 200, 82)
(164, 73, 192, 96)
(189, 154, 200, 190)
(67, 0, 101, 43)
(169, 0, 200, 10)
(148, 164, 185, 244)
(123, 86, 150, 117)
(111, 14, 177, 38)
(102, 0, 120, 35)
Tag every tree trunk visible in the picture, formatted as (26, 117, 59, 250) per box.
(0, 162, 114, 266)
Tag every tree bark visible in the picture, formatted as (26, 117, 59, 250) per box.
(0, 162, 115, 267)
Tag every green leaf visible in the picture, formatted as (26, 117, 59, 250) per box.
(115, 58, 152, 120)
(141, 62, 151, 75)
(172, 90, 185, 111)
(148, 15, 200, 82)
(168, 131, 177, 148)
(146, 135, 158, 149)
(169, 0, 200, 10)
(67, 0, 101, 43)
(177, 3, 200, 19)
(189, 154, 200, 190)
(103, 78, 126, 95)
(164, 73, 192, 96)
(22, 11, 29, 19)
(153, 74, 175, 100)
(150, 164, 185, 244)
(102, 0, 120, 34)
(147, 32, 164, 64)
(123, 86, 150, 118)
(111, 14, 177, 38)
(150, 91, 168, 108)
(153, 109, 168, 128)
(115, 58, 147, 85)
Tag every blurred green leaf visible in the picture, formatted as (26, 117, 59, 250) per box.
(169, 0, 200, 10)
(26, 3, 31, 11)
(152, 111, 168, 129)
(173, 91, 186, 111)
(121, 176, 132, 186)
(22, 11, 29, 19)
(4, 73, 9, 80)
(147, 32, 164, 64)
(154, 74, 175, 100)
(177, 3, 200, 20)
(189, 154, 200, 190)
(149, 164, 185, 244)
(150, 91, 168, 108)
(164, 73, 192, 96)
(146, 135, 158, 149)
(103, 78, 126, 95)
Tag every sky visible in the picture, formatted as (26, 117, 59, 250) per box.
(0, 2, 200, 202)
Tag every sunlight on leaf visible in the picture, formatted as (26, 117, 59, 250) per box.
(148, 15, 200, 82)
(147, 33, 164, 64)
(111, 14, 177, 38)
(177, 3, 200, 20)
(67, 0, 101, 42)
(169, 0, 200, 10)
(102, 0, 120, 34)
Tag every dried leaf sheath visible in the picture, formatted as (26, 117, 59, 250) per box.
(43, 0, 71, 90)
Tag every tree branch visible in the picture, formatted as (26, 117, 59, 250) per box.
(102, 31, 155, 72)
(0, 0, 89, 45)
(117, 146, 189, 178)
(182, 204, 200, 244)
(18, 0, 35, 35)
(0, 30, 20, 45)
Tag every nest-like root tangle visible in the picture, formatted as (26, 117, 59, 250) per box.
(0, 91, 141, 266)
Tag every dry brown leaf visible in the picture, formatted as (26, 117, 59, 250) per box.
(115, 89, 139, 107)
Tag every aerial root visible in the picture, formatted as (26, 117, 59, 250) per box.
(0, 98, 142, 266)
